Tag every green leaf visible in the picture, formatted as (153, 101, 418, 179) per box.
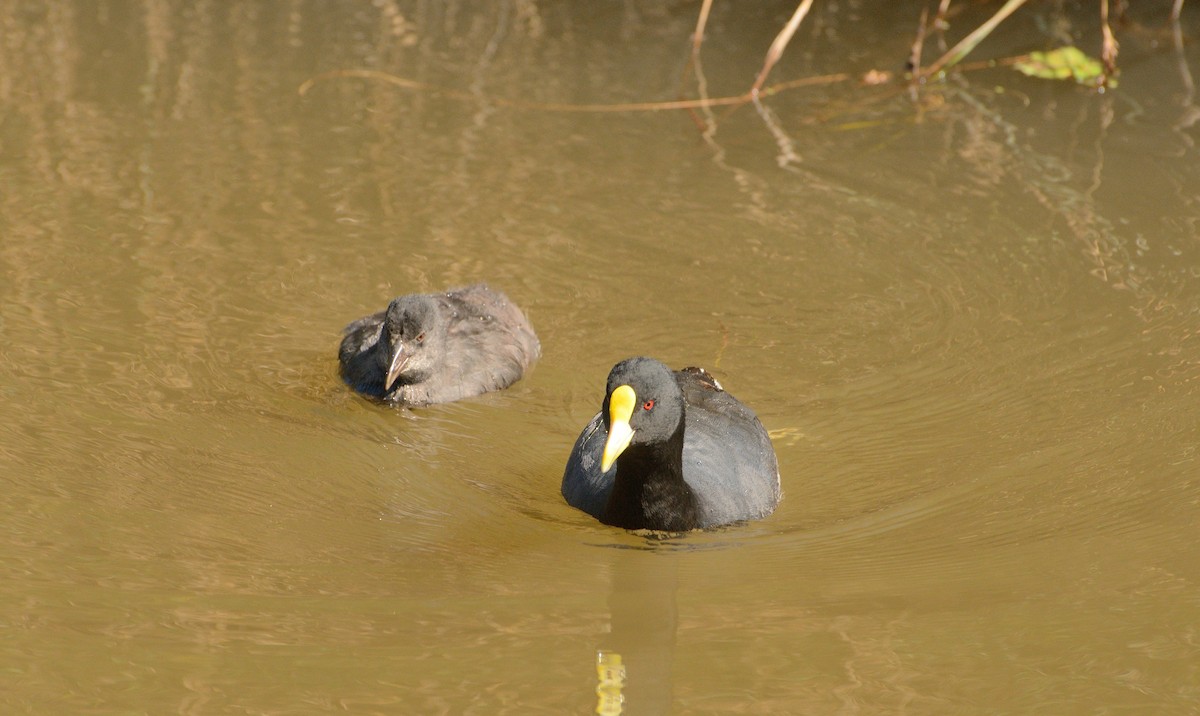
(1014, 46, 1112, 87)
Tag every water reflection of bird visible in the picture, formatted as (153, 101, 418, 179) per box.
(597, 548, 680, 715)
(562, 357, 780, 531)
(338, 284, 539, 406)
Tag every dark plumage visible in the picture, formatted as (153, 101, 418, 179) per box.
(338, 284, 539, 406)
(562, 357, 780, 531)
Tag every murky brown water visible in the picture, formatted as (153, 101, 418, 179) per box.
(2, 1, 1199, 713)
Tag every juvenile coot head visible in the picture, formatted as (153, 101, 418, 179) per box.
(339, 284, 539, 406)
(379, 295, 443, 390)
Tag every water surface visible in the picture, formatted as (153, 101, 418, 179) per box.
(2, 1, 1199, 713)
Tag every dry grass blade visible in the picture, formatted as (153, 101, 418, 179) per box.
(692, 0, 714, 55)
(751, 0, 816, 95)
(1100, 0, 1119, 86)
(682, 0, 718, 136)
(909, 5, 930, 86)
(922, 0, 1030, 79)
(935, 0, 953, 27)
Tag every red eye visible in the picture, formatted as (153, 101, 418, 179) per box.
(415, 332, 425, 343)
(643, 399, 655, 411)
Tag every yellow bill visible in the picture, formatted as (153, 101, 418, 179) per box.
(601, 384, 636, 472)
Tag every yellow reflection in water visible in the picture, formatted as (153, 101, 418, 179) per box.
(595, 650, 626, 715)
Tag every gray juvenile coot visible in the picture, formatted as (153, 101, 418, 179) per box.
(338, 284, 539, 406)
(561, 357, 780, 531)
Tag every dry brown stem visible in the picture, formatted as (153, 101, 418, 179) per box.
(750, 0, 816, 95)
(299, 67, 860, 113)
(692, 0, 714, 55)
(1100, 0, 1120, 87)
(909, 6, 930, 85)
(680, 0, 716, 128)
(935, 0, 953, 28)
(921, 0, 1030, 79)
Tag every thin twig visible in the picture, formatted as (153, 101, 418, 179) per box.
(298, 68, 753, 111)
(692, 0, 713, 55)
(909, 5, 930, 86)
(681, 0, 717, 133)
(1172, 0, 1185, 21)
(921, 0, 1029, 79)
(1100, 0, 1119, 87)
(935, 0, 953, 28)
(750, 0, 816, 95)
(954, 54, 1028, 73)
(755, 72, 853, 97)
(300, 67, 860, 113)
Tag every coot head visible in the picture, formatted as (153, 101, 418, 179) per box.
(379, 295, 443, 390)
(601, 357, 686, 470)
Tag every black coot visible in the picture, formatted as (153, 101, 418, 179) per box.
(338, 284, 539, 406)
(562, 357, 780, 531)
